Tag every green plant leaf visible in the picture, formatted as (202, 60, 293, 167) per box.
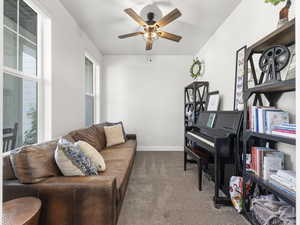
(264, 0, 285, 6)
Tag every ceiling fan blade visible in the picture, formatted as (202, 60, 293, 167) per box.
(156, 8, 181, 27)
(118, 32, 144, 39)
(146, 39, 152, 50)
(158, 31, 182, 42)
(124, 8, 147, 26)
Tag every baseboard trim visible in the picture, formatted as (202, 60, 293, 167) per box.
(137, 146, 184, 151)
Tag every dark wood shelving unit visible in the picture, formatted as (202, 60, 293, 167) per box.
(245, 172, 296, 207)
(184, 82, 209, 163)
(184, 81, 209, 128)
(245, 130, 296, 145)
(242, 19, 296, 225)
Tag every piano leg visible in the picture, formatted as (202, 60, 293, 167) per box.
(213, 147, 232, 208)
(214, 150, 220, 208)
(197, 160, 202, 191)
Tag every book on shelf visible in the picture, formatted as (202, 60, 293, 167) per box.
(263, 153, 284, 180)
(277, 170, 296, 184)
(269, 179, 296, 197)
(248, 147, 284, 180)
(269, 169, 296, 195)
(270, 174, 296, 192)
(248, 106, 289, 134)
(271, 130, 296, 138)
(271, 123, 296, 139)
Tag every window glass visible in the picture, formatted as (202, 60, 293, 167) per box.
(85, 95, 94, 127)
(4, 0, 18, 31)
(3, 0, 39, 151)
(19, 0, 37, 43)
(4, 28, 17, 69)
(19, 37, 37, 75)
(3, 73, 38, 148)
(85, 57, 94, 95)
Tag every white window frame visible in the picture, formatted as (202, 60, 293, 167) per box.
(85, 53, 100, 125)
(3, 0, 52, 143)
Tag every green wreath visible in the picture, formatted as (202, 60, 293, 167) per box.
(190, 59, 202, 79)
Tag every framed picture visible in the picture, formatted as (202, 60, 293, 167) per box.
(234, 46, 247, 111)
(206, 91, 220, 111)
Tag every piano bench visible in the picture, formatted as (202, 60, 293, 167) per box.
(184, 147, 211, 191)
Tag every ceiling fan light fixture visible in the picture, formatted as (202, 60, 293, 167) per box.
(143, 31, 158, 40)
(119, 8, 182, 50)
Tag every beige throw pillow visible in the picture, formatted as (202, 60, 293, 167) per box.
(76, 141, 106, 172)
(104, 124, 126, 147)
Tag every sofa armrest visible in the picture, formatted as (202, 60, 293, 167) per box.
(4, 176, 117, 225)
(126, 134, 136, 140)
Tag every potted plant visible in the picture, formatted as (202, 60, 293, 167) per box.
(265, 0, 292, 27)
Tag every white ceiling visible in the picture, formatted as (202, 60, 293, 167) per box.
(59, 0, 241, 55)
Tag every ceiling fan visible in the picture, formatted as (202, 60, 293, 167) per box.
(118, 8, 182, 50)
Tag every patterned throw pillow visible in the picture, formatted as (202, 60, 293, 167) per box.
(76, 141, 106, 172)
(55, 139, 98, 176)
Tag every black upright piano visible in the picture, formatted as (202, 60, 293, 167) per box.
(184, 111, 243, 208)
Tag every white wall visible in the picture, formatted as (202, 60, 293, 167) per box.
(35, 0, 103, 138)
(102, 55, 193, 150)
(196, 0, 296, 170)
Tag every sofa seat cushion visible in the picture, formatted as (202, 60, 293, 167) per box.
(105, 139, 137, 150)
(70, 126, 103, 152)
(101, 148, 135, 202)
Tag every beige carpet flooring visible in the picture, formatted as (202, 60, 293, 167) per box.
(118, 151, 249, 225)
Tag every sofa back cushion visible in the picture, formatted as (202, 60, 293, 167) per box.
(10, 140, 62, 184)
(70, 126, 103, 152)
(104, 124, 126, 147)
(3, 152, 17, 180)
(93, 123, 108, 150)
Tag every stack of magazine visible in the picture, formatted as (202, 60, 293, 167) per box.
(271, 123, 296, 139)
(270, 170, 296, 195)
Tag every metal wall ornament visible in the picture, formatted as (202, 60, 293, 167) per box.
(233, 46, 247, 111)
(259, 45, 290, 83)
(190, 58, 204, 80)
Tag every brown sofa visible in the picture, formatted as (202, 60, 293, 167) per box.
(3, 123, 137, 225)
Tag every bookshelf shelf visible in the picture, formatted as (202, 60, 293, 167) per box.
(245, 130, 296, 145)
(245, 172, 296, 207)
(248, 18, 295, 53)
(245, 79, 295, 97)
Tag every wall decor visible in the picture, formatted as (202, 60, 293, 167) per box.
(206, 91, 220, 111)
(190, 58, 204, 80)
(259, 45, 290, 83)
(234, 46, 246, 111)
(264, 0, 291, 28)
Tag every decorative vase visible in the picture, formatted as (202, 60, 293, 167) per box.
(277, 0, 291, 28)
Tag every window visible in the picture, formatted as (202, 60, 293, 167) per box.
(85, 57, 95, 127)
(3, 0, 48, 150)
(84, 55, 100, 127)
